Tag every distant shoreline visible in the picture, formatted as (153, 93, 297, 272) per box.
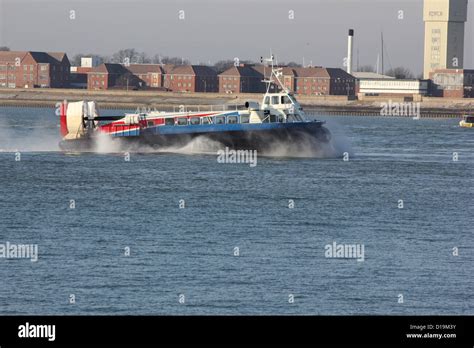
(0, 88, 472, 118)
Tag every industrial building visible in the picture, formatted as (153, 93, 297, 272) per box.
(347, 30, 428, 98)
(429, 68, 474, 98)
(423, 0, 468, 79)
(353, 72, 429, 97)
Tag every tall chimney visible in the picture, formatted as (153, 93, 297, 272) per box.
(347, 29, 354, 75)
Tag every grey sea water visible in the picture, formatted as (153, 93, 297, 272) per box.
(0, 107, 472, 315)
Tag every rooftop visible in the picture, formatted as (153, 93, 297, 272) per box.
(352, 72, 395, 79)
(0, 51, 69, 64)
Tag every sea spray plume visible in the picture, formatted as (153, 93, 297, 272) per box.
(156, 136, 223, 155)
(0, 113, 59, 152)
(86, 122, 351, 159)
(93, 132, 125, 153)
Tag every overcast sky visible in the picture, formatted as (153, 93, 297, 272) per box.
(0, 0, 473, 75)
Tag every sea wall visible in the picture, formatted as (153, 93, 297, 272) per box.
(0, 88, 472, 118)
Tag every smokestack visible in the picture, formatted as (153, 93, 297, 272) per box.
(347, 29, 354, 75)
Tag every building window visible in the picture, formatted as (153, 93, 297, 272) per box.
(40, 65, 47, 71)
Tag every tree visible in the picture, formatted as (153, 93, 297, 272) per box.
(0, 46, 10, 51)
(150, 54, 190, 66)
(285, 61, 302, 67)
(111, 49, 142, 64)
(162, 56, 190, 65)
(358, 65, 375, 73)
(213, 60, 235, 73)
(386, 67, 414, 79)
(136, 52, 151, 64)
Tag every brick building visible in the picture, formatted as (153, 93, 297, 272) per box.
(70, 66, 92, 89)
(429, 69, 474, 98)
(292, 67, 356, 96)
(88, 63, 126, 90)
(251, 65, 295, 93)
(245, 65, 356, 96)
(127, 64, 162, 88)
(292, 67, 331, 95)
(218, 65, 265, 94)
(0, 51, 70, 88)
(89, 63, 218, 92)
(88, 63, 164, 90)
(163, 65, 218, 92)
(326, 68, 357, 96)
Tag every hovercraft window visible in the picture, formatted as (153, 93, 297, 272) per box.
(202, 117, 211, 124)
(177, 117, 188, 126)
(165, 118, 175, 126)
(190, 117, 201, 125)
(227, 116, 238, 124)
(240, 115, 250, 123)
(271, 96, 279, 105)
(215, 116, 226, 124)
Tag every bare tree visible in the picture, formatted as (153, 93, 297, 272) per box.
(136, 52, 151, 64)
(386, 67, 414, 79)
(213, 60, 235, 73)
(162, 56, 190, 65)
(285, 61, 302, 67)
(111, 49, 141, 64)
(0, 46, 10, 51)
(358, 65, 375, 73)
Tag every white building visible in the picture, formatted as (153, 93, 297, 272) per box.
(353, 72, 429, 96)
(80, 57, 100, 68)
